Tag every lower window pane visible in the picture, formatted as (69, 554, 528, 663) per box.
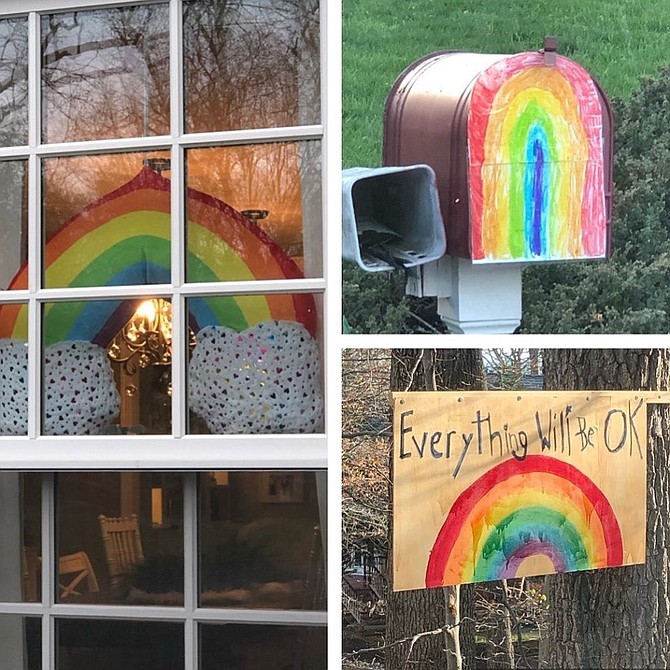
(58, 619, 183, 670)
(0, 473, 41, 602)
(0, 615, 40, 669)
(199, 471, 326, 610)
(57, 472, 184, 605)
(200, 623, 326, 670)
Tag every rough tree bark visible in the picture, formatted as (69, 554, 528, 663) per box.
(386, 349, 483, 669)
(540, 349, 670, 669)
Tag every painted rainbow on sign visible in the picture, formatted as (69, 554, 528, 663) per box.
(468, 52, 607, 262)
(425, 455, 624, 587)
(0, 168, 316, 346)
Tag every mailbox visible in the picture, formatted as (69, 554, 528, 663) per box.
(383, 43, 613, 264)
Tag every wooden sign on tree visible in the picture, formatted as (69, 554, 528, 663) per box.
(391, 390, 668, 591)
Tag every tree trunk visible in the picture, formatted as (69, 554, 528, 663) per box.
(540, 349, 670, 669)
(386, 349, 483, 669)
(484, 581, 515, 669)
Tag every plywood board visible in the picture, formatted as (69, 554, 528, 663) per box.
(391, 391, 661, 591)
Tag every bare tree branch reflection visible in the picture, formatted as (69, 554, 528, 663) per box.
(184, 0, 320, 131)
(0, 2, 321, 286)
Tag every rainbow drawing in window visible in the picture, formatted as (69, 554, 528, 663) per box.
(468, 52, 608, 263)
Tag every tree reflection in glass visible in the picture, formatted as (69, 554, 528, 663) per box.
(0, 18, 28, 147)
(0, 160, 28, 291)
(184, 0, 320, 132)
(41, 5, 170, 143)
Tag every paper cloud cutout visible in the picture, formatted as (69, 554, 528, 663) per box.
(0, 338, 28, 435)
(43, 340, 121, 435)
(189, 321, 324, 434)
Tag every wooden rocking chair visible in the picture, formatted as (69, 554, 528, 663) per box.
(98, 514, 144, 593)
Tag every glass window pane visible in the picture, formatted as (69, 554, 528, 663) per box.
(0, 18, 28, 147)
(200, 623, 326, 670)
(57, 473, 184, 605)
(43, 298, 172, 436)
(199, 471, 326, 610)
(186, 295, 323, 435)
(58, 619, 183, 670)
(0, 474, 41, 602)
(0, 616, 41, 669)
(42, 5, 170, 144)
(184, 0, 320, 132)
(0, 160, 28, 290)
(186, 142, 322, 282)
(42, 152, 171, 289)
(0, 306, 28, 437)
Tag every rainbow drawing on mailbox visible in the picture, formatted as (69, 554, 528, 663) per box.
(0, 167, 316, 346)
(468, 52, 607, 262)
(425, 455, 623, 587)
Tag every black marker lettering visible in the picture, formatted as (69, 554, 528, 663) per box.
(399, 410, 413, 459)
(604, 408, 627, 453)
(512, 431, 529, 461)
(535, 411, 553, 450)
(628, 399, 644, 459)
(430, 432, 443, 458)
(453, 433, 474, 478)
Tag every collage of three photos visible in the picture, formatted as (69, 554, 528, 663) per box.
(0, 0, 669, 668)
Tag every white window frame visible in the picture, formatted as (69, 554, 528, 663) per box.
(0, 0, 338, 665)
(0, 0, 335, 473)
(1, 471, 328, 668)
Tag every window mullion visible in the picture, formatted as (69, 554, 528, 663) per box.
(183, 472, 198, 669)
(170, 0, 186, 435)
(171, 290, 187, 437)
(26, 277, 325, 302)
(27, 11, 41, 440)
(27, 163, 41, 440)
(27, 12, 40, 151)
(169, 0, 184, 141)
(0, 435, 328, 470)
(41, 473, 56, 670)
(177, 125, 323, 148)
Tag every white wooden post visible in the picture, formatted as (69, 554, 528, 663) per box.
(406, 257, 523, 334)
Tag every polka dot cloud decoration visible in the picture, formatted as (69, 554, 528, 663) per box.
(0, 339, 28, 435)
(43, 341, 121, 435)
(189, 321, 324, 434)
(1, 339, 121, 436)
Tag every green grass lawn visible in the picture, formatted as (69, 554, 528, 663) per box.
(343, 0, 670, 168)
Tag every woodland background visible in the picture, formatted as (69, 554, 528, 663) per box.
(343, 349, 670, 669)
